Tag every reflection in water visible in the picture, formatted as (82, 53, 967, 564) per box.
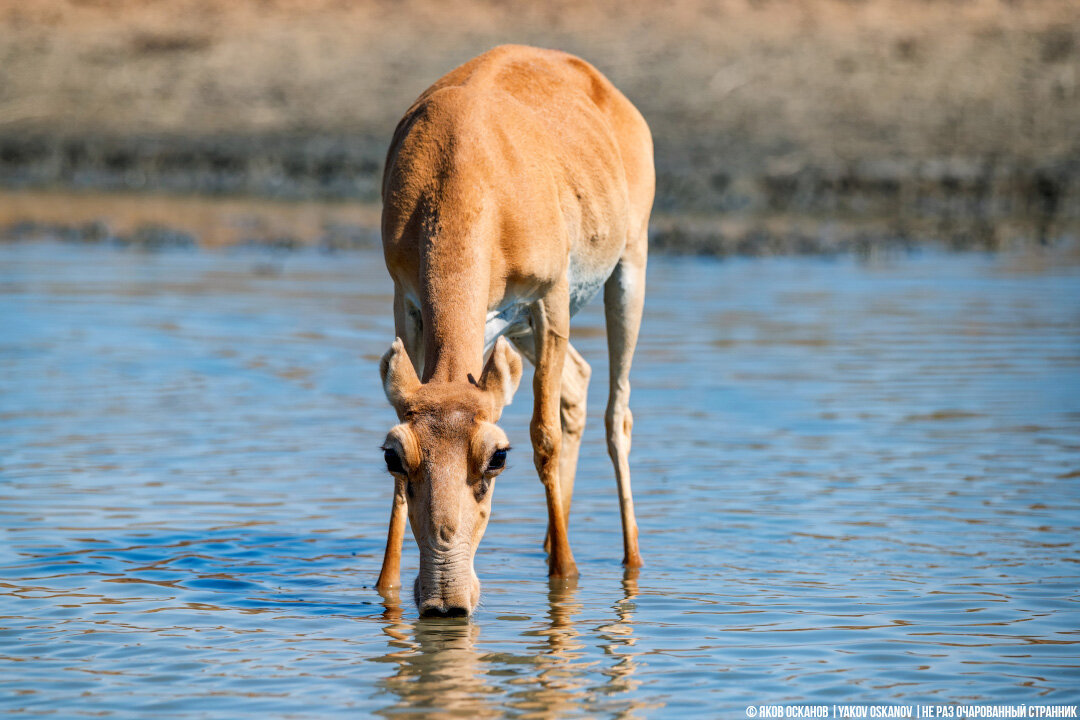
(375, 603, 498, 719)
(373, 574, 651, 719)
(516, 578, 587, 717)
(598, 571, 642, 700)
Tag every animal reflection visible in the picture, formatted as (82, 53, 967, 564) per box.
(372, 573, 650, 718)
(375, 600, 498, 719)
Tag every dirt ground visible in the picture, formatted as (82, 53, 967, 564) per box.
(1, 0, 1078, 251)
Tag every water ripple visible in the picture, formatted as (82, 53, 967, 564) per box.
(1, 242, 1079, 717)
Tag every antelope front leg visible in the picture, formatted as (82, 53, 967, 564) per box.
(377, 286, 418, 593)
(375, 465, 408, 592)
(530, 287, 578, 579)
(544, 342, 591, 555)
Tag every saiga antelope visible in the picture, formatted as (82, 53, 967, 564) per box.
(375, 45, 654, 617)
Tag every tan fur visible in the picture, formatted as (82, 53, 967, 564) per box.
(376, 45, 654, 615)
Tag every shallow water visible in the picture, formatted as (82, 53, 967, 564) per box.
(1, 241, 1079, 718)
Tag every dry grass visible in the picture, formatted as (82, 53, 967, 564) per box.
(2, 0, 1076, 154)
(0, 0, 1077, 237)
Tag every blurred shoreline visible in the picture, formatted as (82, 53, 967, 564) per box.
(3, 188, 1076, 257)
(1, 0, 1078, 254)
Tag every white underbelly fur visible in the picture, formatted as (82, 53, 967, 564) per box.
(484, 254, 611, 356)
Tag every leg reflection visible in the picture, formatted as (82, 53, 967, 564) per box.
(511, 572, 650, 717)
(597, 568, 643, 696)
(505, 577, 588, 718)
(373, 572, 649, 718)
(378, 588, 409, 643)
(543, 576, 584, 658)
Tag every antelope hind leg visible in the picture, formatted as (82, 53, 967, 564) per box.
(604, 257, 645, 568)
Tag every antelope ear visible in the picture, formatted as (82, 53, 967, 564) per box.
(479, 337, 523, 413)
(380, 338, 420, 418)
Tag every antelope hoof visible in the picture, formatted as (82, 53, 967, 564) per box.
(547, 558, 579, 579)
(375, 577, 400, 595)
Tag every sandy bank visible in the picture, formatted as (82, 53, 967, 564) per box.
(1, 0, 1078, 250)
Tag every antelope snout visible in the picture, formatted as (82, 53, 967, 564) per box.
(418, 600, 471, 618)
(414, 558, 481, 618)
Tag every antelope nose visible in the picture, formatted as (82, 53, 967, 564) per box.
(418, 601, 469, 618)
(438, 525, 455, 544)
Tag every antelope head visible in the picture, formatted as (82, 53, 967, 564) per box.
(379, 336, 523, 617)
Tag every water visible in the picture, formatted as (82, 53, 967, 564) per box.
(1, 240, 1078, 717)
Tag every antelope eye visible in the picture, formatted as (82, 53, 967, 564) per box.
(383, 447, 405, 474)
(487, 448, 508, 472)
